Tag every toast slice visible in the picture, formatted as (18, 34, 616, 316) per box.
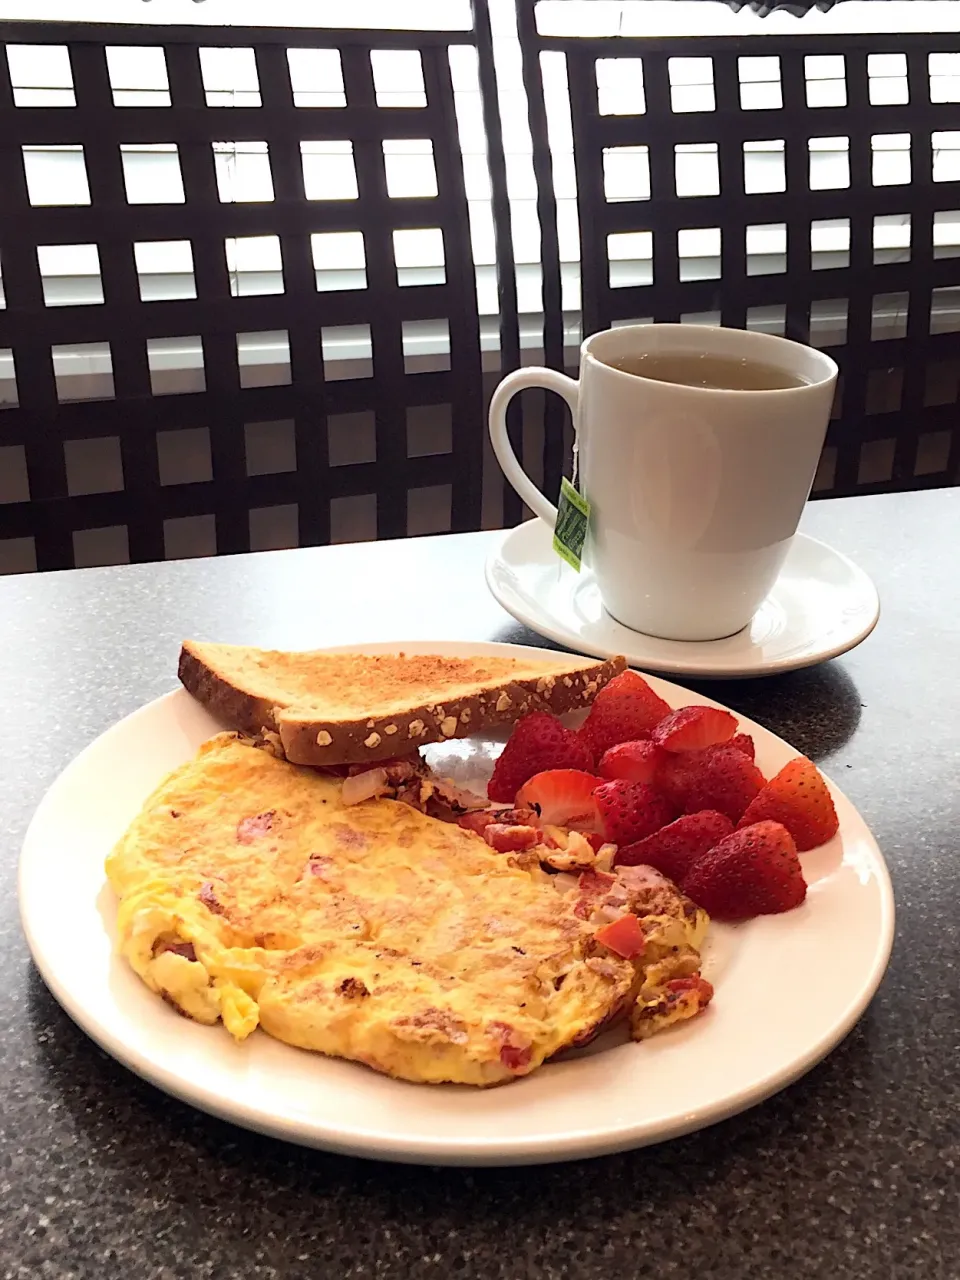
(178, 640, 626, 766)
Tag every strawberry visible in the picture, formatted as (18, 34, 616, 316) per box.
(683, 820, 807, 920)
(598, 739, 665, 784)
(614, 810, 734, 881)
(738, 756, 839, 851)
(514, 769, 601, 830)
(488, 712, 594, 802)
(579, 671, 671, 757)
(593, 779, 676, 846)
(729, 732, 756, 761)
(658, 744, 765, 823)
(652, 705, 738, 754)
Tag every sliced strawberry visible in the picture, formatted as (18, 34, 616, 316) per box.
(615, 810, 734, 881)
(729, 732, 756, 761)
(483, 823, 540, 853)
(598, 739, 665, 784)
(658, 744, 765, 823)
(579, 671, 671, 757)
(683, 820, 807, 920)
(514, 769, 601, 829)
(594, 779, 676, 846)
(488, 712, 594, 803)
(652, 705, 738, 753)
(594, 913, 645, 959)
(738, 756, 839, 851)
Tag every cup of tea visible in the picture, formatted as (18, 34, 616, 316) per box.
(488, 323, 838, 642)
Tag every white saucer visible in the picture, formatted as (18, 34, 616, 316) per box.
(485, 520, 880, 679)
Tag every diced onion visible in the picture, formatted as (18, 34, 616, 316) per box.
(341, 767, 389, 806)
(552, 873, 580, 895)
(594, 844, 617, 873)
(595, 902, 624, 925)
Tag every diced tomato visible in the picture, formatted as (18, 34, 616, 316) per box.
(577, 867, 617, 896)
(593, 913, 645, 959)
(236, 811, 275, 843)
(458, 810, 497, 835)
(573, 867, 618, 918)
(483, 823, 539, 853)
(490, 1020, 534, 1072)
(500, 1042, 533, 1071)
(459, 807, 541, 836)
(666, 975, 715, 1006)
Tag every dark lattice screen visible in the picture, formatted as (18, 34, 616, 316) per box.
(0, 21, 487, 571)
(517, 8, 960, 499)
(3, 13, 959, 574)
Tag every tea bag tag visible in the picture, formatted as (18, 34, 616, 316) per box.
(553, 476, 591, 572)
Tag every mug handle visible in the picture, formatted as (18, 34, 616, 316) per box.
(488, 367, 580, 526)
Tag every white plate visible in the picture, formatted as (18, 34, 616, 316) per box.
(20, 640, 894, 1166)
(486, 521, 880, 679)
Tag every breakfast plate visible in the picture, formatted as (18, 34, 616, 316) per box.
(486, 520, 880, 679)
(19, 640, 894, 1165)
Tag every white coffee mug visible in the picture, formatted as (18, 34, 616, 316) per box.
(489, 323, 838, 642)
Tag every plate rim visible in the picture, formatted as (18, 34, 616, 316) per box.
(485, 522, 881, 679)
(19, 639, 895, 1165)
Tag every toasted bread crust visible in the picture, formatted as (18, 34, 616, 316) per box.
(178, 645, 282, 738)
(178, 643, 626, 766)
(277, 656, 626, 765)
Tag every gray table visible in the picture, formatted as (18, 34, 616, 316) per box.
(2, 488, 957, 1280)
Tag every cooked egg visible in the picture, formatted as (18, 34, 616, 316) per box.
(106, 732, 709, 1085)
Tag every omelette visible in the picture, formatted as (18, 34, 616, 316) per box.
(106, 733, 709, 1086)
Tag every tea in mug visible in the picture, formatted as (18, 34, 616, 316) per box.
(606, 351, 809, 391)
